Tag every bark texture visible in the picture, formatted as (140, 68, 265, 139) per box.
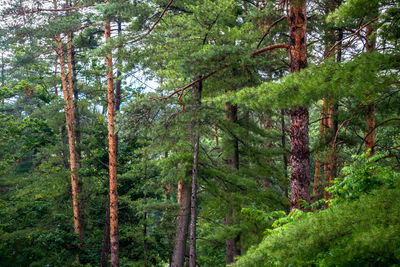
(288, 0, 310, 211)
(171, 180, 191, 267)
(101, 20, 122, 266)
(189, 81, 202, 267)
(105, 19, 119, 267)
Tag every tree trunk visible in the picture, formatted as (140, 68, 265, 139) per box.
(365, 25, 376, 157)
(56, 33, 82, 249)
(189, 81, 202, 267)
(288, 0, 310, 211)
(105, 19, 119, 267)
(101, 19, 123, 267)
(225, 103, 240, 264)
(171, 180, 191, 267)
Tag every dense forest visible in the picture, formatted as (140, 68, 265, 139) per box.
(0, 0, 399, 266)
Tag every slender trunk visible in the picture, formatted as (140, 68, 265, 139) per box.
(171, 180, 191, 267)
(288, 0, 310, 211)
(105, 18, 119, 267)
(365, 25, 376, 157)
(66, 28, 86, 240)
(189, 81, 202, 267)
(56, 34, 82, 249)
(225, 103, 240, 264)
(101, 19, 123, 266)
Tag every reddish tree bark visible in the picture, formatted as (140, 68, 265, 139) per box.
(56, 33, 82, 250)
(102, 19, 122, 267)
(177, 181, 183, 204)
(288, 0, 310, 211)
(105, 18, 119, 267)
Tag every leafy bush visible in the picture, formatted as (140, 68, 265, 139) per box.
(233, 157, 400, 266)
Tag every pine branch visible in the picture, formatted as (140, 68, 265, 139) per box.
(251, 43, 289, 56)
(257, 16, 286, 48)
(326, 17, 379, 58)
(160, 43, 288, 106)
(130, 0, 175, 43)
(22, 4, 93, 14)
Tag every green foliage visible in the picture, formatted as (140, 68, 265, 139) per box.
(328, 151, 399, 204)
(0, 0, 400, 266)
(233, 159, 400, 267)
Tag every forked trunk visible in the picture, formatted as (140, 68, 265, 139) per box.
(55, 33, 82, 247)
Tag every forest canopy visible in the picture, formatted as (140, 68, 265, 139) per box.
(0, 0, 399, 266)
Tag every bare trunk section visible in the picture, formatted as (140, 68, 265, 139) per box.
(288, 0, 310, 211)
(225, 103, 240, 264)
(56, 34, 82, 248)
(105, 19, 119, 267)
(66, 28, 86, 240)
(365, 25, 376, 157)
(101, 19, 122, 267)
(171, 180, 191, 267)
(189, 81, 202, 267)
(177, 181, 183, 204)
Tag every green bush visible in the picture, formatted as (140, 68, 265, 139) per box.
(233, 157, 400, 267)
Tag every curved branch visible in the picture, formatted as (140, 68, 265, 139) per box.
(252, 43, 289, 56)
(326, 17, 379, 58)
(257, 16, 286, 48)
